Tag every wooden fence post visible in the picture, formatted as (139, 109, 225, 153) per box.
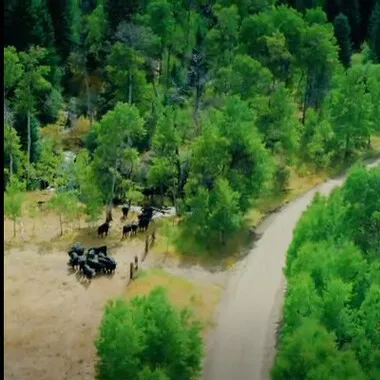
(134, 255, 138, 271)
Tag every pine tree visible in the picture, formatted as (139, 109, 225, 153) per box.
(104, 0, 142, 36)
(334, 13, 352, 68)
(47, 0, 81, 60)
(324, 0, 361, 48)
(369, 0, 380, 62)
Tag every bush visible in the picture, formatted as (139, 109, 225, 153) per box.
(63, 116, 92, 150)
(95, 287, 204, 380)
(274, 164, 290, 194)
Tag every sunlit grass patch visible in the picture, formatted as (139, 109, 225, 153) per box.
(125, 268, 222, 333)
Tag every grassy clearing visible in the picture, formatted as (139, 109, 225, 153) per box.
(125, 268, 222, 334)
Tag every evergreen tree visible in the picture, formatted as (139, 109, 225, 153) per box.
(324, 0, 361, 48)
(369, 1, 380, 62)
(104, 0, 142, 36)
(333, 13, 352, 68)
(47, 0, 81, 60)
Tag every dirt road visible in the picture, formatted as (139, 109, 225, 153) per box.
(202, 159, 380, 380)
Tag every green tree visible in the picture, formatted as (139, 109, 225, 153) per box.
(4, 46, 23, 97)
(302, 108, 335, 168)
(85, 3, 107, 58)
(150, 106, 182, 205)
(256, 84, 300, 157)
(369, 1, 380, 62)
(325, 66, 373, 159)
(4, 125, 24, 179)
(49, 190, 81, 236)
(148, 157, 177, 206)
(207, 178, 242, 245)
(95, 287, 203, 380)
(74, 150, 103, 224)
(106, 43, 150, 108)
(323, 0, 361, 48)
(93, 102, 145, 210)
(340, 165, 380, 254)
(366, 64, 380, 136)
(298, 22, 339, 123)
(205, 5, 240, 68)
(104, 0, 141, 36)
(4, 177, 26, 238)
(35, 136, 64, 188)
(142, 0, 177, 91)
(214, 54, 273, 99)
(333, 13, 352, 68)
(15, 46, 52, 181)
(47, 0, 81, 59)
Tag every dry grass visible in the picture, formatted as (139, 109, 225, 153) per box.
(125, 268, 222, 334)
(371, 134, 380, 153)
(246, 168, 328, 227)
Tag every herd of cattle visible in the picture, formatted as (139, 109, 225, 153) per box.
(67, 243, 117, 280)
(97, 206, 156, 239)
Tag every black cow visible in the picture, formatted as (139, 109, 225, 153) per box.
(97, 222, 110, 238)
(68, 242, 85, 256)
(138, 217, 150, 231)
(82, 264, 96, 279)
(131, 222, 138, 235)
(98, 256, 117, 273)
(121, 206, 129, 218)
(78, 257, 87, 272)
(88, 246, 108, 256)
(87, 259, 106, 273)
(122, 224, 132, 239)
(68, 252, 83, 270)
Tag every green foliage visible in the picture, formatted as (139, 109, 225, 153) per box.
(74, 150, 103, 223)
(4, 125, 24, 179)
(333, 13, 352, 68)
(15, 46, 52, 115)
(95, 287, 203, 380)
(325, 65, 374, 158)
(106, 42, 151, 110)
(93, 102, 145, 202)
(49, 190, 82, 235)
(369, 1, 380, 62)
(4, 177, 26, 237)
(4, 46, 23, 93)
(34, 136, 64, 188)
(4, 0, 380, 254)
(256, 84, 300, 156)
(273, 166, 380, 380)
(214, 54, 273, 99)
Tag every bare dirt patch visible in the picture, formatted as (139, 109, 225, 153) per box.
(4, 243, 223, 380)
(4, 193, 224, 380)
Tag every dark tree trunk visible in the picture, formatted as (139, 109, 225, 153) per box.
(59, 214, 63, 236)
(27, 111, 31, 181)
(128, 71, 133, 104)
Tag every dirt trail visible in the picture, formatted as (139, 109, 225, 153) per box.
(202, 159, 380, 380)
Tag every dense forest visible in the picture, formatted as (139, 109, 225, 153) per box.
(4, 0, 380, 251)
(272, 165, 380, 379)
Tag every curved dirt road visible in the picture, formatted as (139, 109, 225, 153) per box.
(202, 159, 380, 380)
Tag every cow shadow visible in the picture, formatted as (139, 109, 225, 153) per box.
(66, 265, 92, 289)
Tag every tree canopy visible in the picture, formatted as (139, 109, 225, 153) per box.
(95, 287, 203, 380)
(273, 165, 380, 380)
